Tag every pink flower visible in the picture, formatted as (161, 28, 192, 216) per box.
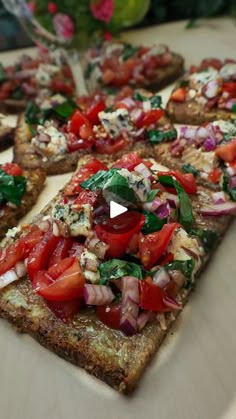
(48, 2, 57, 14)
(28, 1, 36, 13)
(53, 13, 74, 41)
(90, 0, 114, 24)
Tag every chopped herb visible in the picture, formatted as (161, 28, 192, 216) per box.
(80, 169, 118, 191)
(150, 95, 162, 109)
(122, 44, 139, 61)
(148, 128, 177, 144)
(10, 86, 23, 100)
(133, 91, 146, 102)
(0, 169, 27, 206)
(146, 189, 159, 202)
(223, 171, 236, 201)
(142, 211, 166, 234)
(182, 163, 200, 177)
(165, 259, 195, 287)
(189, 228, 218, 251)
(53, 100, 77, 119)
(103, 171, 137, 204)
(25, 102, 41, 125)
(158, 175, 194, 229)
(0, 63, 5, 82)
(84, 62, 96, 79)
(232, 103, 236, 113)
(177, 79, 189, 87)
(99, 259, 143, 285)
(104, 106, 114, 113)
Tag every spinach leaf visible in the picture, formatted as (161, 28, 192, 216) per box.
(148, 128, 177, 144)
(122, 44, 139, 61)
(99, 259, 143, 285)
(80, 169, 118, 191)
(142, 211, 166, 234)
(0, 169, 27, 206)
(165, 259, 195, 285)
(158, 175, 194, 229)
(189, 228, 218, 251)
(182, 163, 200, 177)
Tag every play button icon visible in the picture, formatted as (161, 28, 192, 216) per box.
(110, 201, 127, 219)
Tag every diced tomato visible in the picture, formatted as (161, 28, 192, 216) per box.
(138, 223, 179, 270)
(50, 79, 74, 96)
(222, 82, 236, 97)
(1, 163, 23, 176)
(95, 136, 129, 154)
(86, 100, 106, 125)
(208, 167, 222, 184)
(215, 141, 236, 162)
(69, 110, 93, 139)
(112, 152, 143, 171)
(46, 299, 81, 323)
(69, 242, 84, 258)
(96, 303, 121, 330)
(158, 252, 174, 266)
(139, 281, 168, 312)
(48, 238, 74, 267)
(200, 58, 222, 70)
(64, 159, 108, 196)
(95, 212, 145, 258)
(136, 109, 164, 128)
(36, 259, 85, 301)
(170, 88, 186, 103)
(102, 68, 116, 84)
(0, 227, 43, 276)
(158, 170, 197, 194)
(73, 190, 99, 209)
(47, 257, 75, 280)
(27, 229, 60, 280)
(67, 132, 93, 152)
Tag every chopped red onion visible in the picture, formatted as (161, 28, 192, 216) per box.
(120, 276, 139, 336)
(202, 80, 219, 99)
(119, 97, 136, 109)
(83, 284, 114, 306)
(0, 260, 27, 289)
(228, 176, 236, 190)
(8, 69, 36, 80)
(163, 296, 182, 310)
(169, 270, 185, 288)
(212, 191, 226, 204)
(199, 201, 236, 216)
(153, 268, 170, 288)
(37, 133, 50, 143)
(130, 108, 143, 122)
(21, 82, 37, 96)
(196, 126, 209, 139)
(0, 208, 5, 218)
(180, 126, 197, 140)
(203, 137, 216, 151)
(137, 311, 155, 331)
(37, 218, 51, 232)
(134, 163, 152, 178)
(85, 235, 109, 259)
(156, 202, 170, 219)
(164, 192, 179, 208)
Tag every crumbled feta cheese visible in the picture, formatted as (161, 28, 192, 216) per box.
(104, 42, 124, 58)
(6, 226, 21, 239)
(40, 94, 66, 110)
(168, 228, 203, 274)
(212, 120, 236, 135)
(52, 203, 92, 237)
(182, 147, 217, 173)
(117, 168, 151, 202)
(80, 250, 100, 283)
(219, 63, 236, 81)
(188, 89, 197, 99)
(98, 109, 133, 138)
(189, 69, 218, 89)
(35, 63, 60, 87)
(141, 44, 166, 60)
(32, 125, 68, 156)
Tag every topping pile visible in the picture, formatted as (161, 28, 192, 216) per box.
(170, 58, 236, 112)
(85, 42, 174, 88)
(171, 119, 236, 201)
(1, 153, 228, 335)
(0, 53, 75, 102)
(27, 90, 175, 158)
(0, 163, 27, 212)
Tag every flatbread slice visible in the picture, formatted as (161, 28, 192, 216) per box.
(0, 153, 233, 392)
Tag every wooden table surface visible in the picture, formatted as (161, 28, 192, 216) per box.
(1, 17, 236, 419)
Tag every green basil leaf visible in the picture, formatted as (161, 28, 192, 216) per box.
(80, 169, 118, 191)
(99, 259, 143, 285)
(0, 169, 27, 206)
(133, 92, 146, 102)
(165, 259, 195, 285)
(182, 163, 200, 177)
(146, 189, 159, 202)
(122, 44, 139, 61)
(150, 95, 162, 109)
(223, 171, 236, 201)
(104, 172, 137, 204)
(25, 102, 41, 125)
(53, 100, 77, 119)
(189, 228, 218, 251)
(142, 211, 166, 234)
(158, 175, 194, 229)
(148, 128, 177, 144)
